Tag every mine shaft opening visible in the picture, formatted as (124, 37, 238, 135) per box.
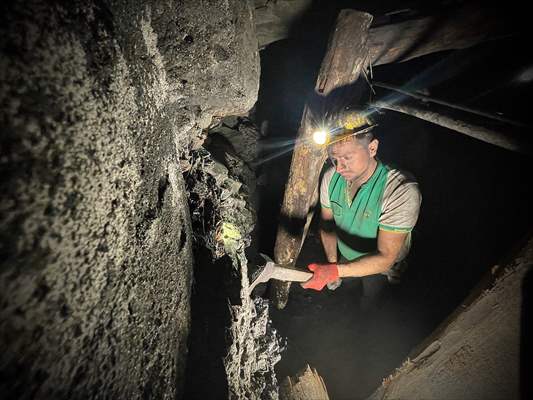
(184, 3, 532, 400)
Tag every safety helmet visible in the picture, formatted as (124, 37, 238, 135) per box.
(312, 109, 376, 146)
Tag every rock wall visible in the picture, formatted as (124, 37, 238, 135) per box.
(366, 236, 532, 400)
(0, 1, 259, 399)
(254, 0, 313, 48)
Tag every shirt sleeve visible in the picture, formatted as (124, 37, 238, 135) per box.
(320, 167, 335, 208)
(379, 170, 422, 232)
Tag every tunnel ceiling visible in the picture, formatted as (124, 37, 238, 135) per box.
(254, 0, 478, 49)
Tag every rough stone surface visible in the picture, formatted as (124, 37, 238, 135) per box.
(184, 120, 282, 399)
(366, 236, 533, 400)
(0, 1, 259, 399)
(207, 116, 261, 200)
(212, 121, 282, 400)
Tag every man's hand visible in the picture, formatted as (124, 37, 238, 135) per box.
(301, 263, 339, 291)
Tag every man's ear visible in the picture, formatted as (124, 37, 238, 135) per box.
(369, 138, 379, 157)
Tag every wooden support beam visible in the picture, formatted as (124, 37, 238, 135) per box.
(256, 3, 511, 68)
(269, 10, 373, 309)
(373, 81, 528, 128)
(368, 3, 511, 66)
(371, 100, 531, 155)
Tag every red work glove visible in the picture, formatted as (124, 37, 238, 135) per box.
(301, 263, 339, 291)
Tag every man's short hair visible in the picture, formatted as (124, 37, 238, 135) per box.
(354, 131, 375, 146)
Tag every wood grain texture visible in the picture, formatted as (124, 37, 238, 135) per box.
(372, 100, 531, 155)
(279, 364, 330, 400)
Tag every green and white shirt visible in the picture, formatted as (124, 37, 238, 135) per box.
(320, 161, 421, 280)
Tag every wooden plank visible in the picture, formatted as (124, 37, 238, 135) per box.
(372, 81, 528, 128)
(269, 10, 373, 309)
(371, 100, 531, 155)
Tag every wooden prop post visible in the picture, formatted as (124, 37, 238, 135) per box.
(270, 10, 373, 309)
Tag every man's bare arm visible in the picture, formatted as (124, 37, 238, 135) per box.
(319, 207, 338, 263)
(337, 229, 407, 277)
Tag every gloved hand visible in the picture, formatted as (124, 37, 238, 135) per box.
(301, 263, 339, 291)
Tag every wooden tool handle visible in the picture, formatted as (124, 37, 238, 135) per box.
(271, 266, 313, 283)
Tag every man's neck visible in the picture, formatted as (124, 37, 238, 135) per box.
(349, 158, 378, 189)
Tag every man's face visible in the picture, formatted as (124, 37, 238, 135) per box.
(329, 137, 378, 182)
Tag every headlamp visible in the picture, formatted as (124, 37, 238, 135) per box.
(312, 111, 376, 146)
(311, 124, 376, 146)
(312, 129, 329, 145)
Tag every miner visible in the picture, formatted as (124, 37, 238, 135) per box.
(302, 111, 422, 311)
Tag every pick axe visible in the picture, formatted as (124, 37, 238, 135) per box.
(249, 253, 312, 294)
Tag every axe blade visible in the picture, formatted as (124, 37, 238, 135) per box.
(249, 261, 277, 293)
(248, 253, 313, 295)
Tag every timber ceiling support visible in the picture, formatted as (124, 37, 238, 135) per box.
(257, 2, 512, 66)
(269, 10, 373, 309)
(368, 3, 510, 66)
(372, 81, 527, 128)
(371, 100, 532, 155)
